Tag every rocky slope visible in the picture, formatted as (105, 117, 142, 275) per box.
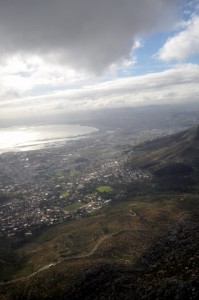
(63, 220, 199, 300)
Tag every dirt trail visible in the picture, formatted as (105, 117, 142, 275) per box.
(0, 234, 110, 285)
(0, 229, 138, 286)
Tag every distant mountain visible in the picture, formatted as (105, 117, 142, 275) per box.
(131, 125, 199, 168)
(129, 125, 199, 192)
(0, 125, 198, 300)
(63, 123, 199, 300)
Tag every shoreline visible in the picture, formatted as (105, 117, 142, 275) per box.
(0, 124, 99, 155)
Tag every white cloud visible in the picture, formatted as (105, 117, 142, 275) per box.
(0, 54, 90, 99)
(0, 0, 178, 73)
(0, 47, 138, 100)
(158, 14, 199, 61)
(1, 64, 199, 120)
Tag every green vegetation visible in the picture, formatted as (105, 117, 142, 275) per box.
(130, 125, 199, 193)
(54, 170, 64, 178)
(60, 191, 70, 199)
(0, 191, 197, 299)
(69, 168, 80, 177)
(0, 125, 199, 299)
(63, 201, 83, 212)
(87, 192, 98, 197)
(96, 185, 113, 193)
(2, 191, 197, 281)
(131, 125, 199, 169)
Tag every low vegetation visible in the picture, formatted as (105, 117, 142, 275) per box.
(63, 201, 83, 212)
(96, 185, 113, 193)
(0, 125, 198, 299)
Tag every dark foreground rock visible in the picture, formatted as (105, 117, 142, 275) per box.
(62, 220, 199, 300)
(1, 220, 198, 300)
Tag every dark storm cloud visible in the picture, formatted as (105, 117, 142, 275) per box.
(0, 0, 178, 73)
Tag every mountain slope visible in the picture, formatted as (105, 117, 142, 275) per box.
(61, 221, 199, 300)
(129, 125, 199, 192)
(131, 125, 199, 168)
(0, 125, 199, 300)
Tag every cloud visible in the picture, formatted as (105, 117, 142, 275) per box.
(0, 54, 91, 100)
(158, 14, 199, 61)
(0, 0, 178, 73)
(1, 64, 199, 120)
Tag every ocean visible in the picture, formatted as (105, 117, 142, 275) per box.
(0, 124, 98, 153)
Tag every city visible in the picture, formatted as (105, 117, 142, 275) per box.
(0, 129, 154, 241)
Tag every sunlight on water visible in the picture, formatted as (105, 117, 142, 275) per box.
(0, 125, 98, 153)
(0, 129, 40, 148)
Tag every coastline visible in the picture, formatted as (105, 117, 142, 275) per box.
(0, 124, 98, 154)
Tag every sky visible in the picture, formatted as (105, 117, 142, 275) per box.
(0, 0, 199, 122)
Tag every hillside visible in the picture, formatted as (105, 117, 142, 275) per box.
(129, 125, 199, 192)
(130, 125, 199, 167)
(0, 126, 198, 299)
(63, 221, 199, 300)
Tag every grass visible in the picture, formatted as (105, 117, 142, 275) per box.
(1, 126, 199, 299)
(0, 190, 198, 300)
(69, 168, 80, 177)
(2, 126, 199, 283)
(63, 201, 83, 212)
(60, 191, 70, 199)
(96, 185, 113, 193)
(54, 170, 64, 178)
(5, 192, 197, 280)
(131, 125, 199, 169)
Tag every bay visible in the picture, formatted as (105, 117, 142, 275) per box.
(0, 124, 98, 153)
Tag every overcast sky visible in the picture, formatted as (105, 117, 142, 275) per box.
(0, 0, 199, 121)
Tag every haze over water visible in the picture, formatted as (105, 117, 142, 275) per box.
(0, 124, 98, 153)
